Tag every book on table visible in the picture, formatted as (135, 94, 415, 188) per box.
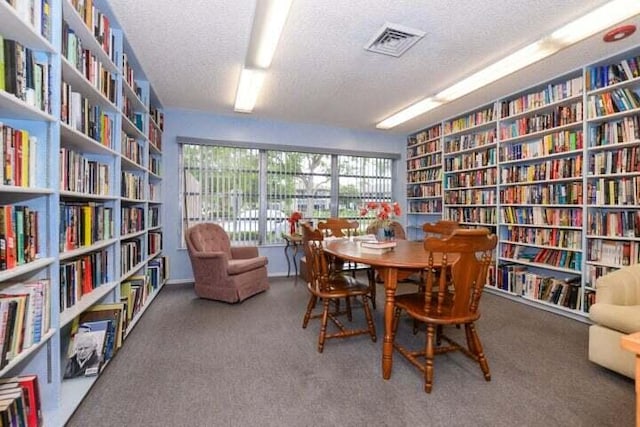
(360, 240, 397, 249)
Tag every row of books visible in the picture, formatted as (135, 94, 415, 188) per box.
(59, 250, 109, 312)
(0, 280, 50, 368)
(407, 153, 442, 171)
(586, 55, 640, 90)
(443, 128, 496, 153)
(502, 226, 581, 250)
(149, 155, 161, 176)
(444, 105, 495, 135)
(121, 171, 144, 200)
(59, 202, 114, 252)
(121, 207, 145, 236)
(148, 232, 162, 255)
(587, 239, 639, 267)
(59, 147, 110, 195)
(121, 133, 143, 166)
(0, 205, 38, 271)
(60, 81, 115, 147)
(587, 88, 640, 118)
(149, 106, 165, 132)
(0, 374, 41, 427)
(149, 206, 161, 228)
(501, 206, 583, 227)
(1, 123, 37, 188)
(587, 210, 640, 238)
(61, 20, 116, 103)
(408, 199, 442, 214)
(499, 130, 583, 161)
(120, 240, 141, 276)
(501, 245, 581, 271)
(407, 182, 442, 198)
(412, 125, 441, 144)
(586, 176, 640, 206)
(500, 181, 582, 205)
(588, 114, 639, 147)
(499, 76, 583, 118)
(496, 264, 582, 310)
(501, 155, 582, 184)
(122, 53, 143, 101)
(445, 206, 496, 224)
(444, 188, 496, 205)
(0, 36, 51, 114)
(588, 146, 639, 175)
(444, 168, 497, 188)
(444, 147, 495, 171)
(408, 168, 441, 184)
(68, 0, 115, 61)
(407, 139, 440, 159)
(499, 102, 583, 140)
(585, 264, 618, 288)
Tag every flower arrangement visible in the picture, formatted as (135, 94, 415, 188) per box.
(288, 211, 302, 234)
(359, 201, 401, 229)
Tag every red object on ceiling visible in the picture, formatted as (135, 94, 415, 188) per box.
(603, 24, 636, 42)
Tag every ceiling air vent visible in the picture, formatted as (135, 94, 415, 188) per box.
(365, 23, 426, 57)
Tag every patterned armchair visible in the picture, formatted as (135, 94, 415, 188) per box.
(185, 223, 269, 303)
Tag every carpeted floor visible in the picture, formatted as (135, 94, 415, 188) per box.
(67, 276, 634, 427)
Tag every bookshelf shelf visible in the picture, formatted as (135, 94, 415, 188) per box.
(1, 1, 166, 424)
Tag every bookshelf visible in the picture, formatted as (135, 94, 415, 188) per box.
(405, 45, 640, 322)
(406, 124, 442, 240)
(1, 1, 166, 424)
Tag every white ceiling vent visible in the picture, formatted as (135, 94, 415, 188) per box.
(365, 23, 426, 57)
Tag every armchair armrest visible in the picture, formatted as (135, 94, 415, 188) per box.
(231, 246, 259, 259)
(190, 251, 228, 261)
(595, 265, 640, 306)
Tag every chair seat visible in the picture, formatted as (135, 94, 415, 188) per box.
(308, 274, 371, 298)
(394, 292, 480, 325)
(227, 256, 268, 275)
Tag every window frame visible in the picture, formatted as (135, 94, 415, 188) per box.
(178, 137, 400, 247)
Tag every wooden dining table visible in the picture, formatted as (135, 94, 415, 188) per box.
(324, 238, 456, 380)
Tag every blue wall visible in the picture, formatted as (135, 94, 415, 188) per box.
(162, 109, 406, 281)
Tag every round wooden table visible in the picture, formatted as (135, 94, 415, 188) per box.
(324, 239, 455, 380)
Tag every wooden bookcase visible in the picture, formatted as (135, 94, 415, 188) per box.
(0, 1, 165, 424)
(405, 45, 640, 322)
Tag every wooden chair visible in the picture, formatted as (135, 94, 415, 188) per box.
(317, 218, 360, 238)
(422, 220, 461, 237)
(301, 226, 377, 352)
(317, 218, 377, 307)
(391, 228, 497, 393)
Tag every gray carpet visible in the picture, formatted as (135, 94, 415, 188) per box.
(67, 277, 634, 427)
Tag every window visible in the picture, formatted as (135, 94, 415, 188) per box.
(180, 141, 396, 245)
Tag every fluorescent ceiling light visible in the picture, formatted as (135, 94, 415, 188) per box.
(234, 68, 266, 113)
(376, 0, 640, 129)
(376, 98, 442, 130)
(246, 0, 293, 68)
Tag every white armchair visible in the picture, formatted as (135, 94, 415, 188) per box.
(589, 264, 640, 378)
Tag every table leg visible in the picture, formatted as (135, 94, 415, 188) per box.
(292, 241, 300, 277)
(381, 267, 398, 380)
(284, 240, 292, 277)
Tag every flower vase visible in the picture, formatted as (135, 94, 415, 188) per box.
(376, 226, 394, 242)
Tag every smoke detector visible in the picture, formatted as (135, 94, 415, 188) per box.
(365, 22, 426, 57)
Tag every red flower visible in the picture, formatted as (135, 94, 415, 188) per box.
(359, 201, 401, 221)
(289, 211, 302, 223)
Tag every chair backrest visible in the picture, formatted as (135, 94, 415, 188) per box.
(423, 228, 497, 319)
(422, 220, 461, 237)
(300, 223, 331, 289)
(185, 223, 232, 256)
(317, 218, 359, 238)
(365, 220, 406, 240)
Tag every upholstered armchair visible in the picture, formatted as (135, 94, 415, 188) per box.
(589, 264, 640, 378)
(185, 223, 269, 303)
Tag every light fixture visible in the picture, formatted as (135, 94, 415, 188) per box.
(245, 0, 293, 68)
(234, 68, 266, 113)
(376, 0, 640, 129)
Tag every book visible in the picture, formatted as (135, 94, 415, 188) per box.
(360, 240, 397, 249)
(0, 375, 41, 427)
(63, 320, 108, 379)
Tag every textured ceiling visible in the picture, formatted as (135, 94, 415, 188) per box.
(104, 0, 640, 134)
